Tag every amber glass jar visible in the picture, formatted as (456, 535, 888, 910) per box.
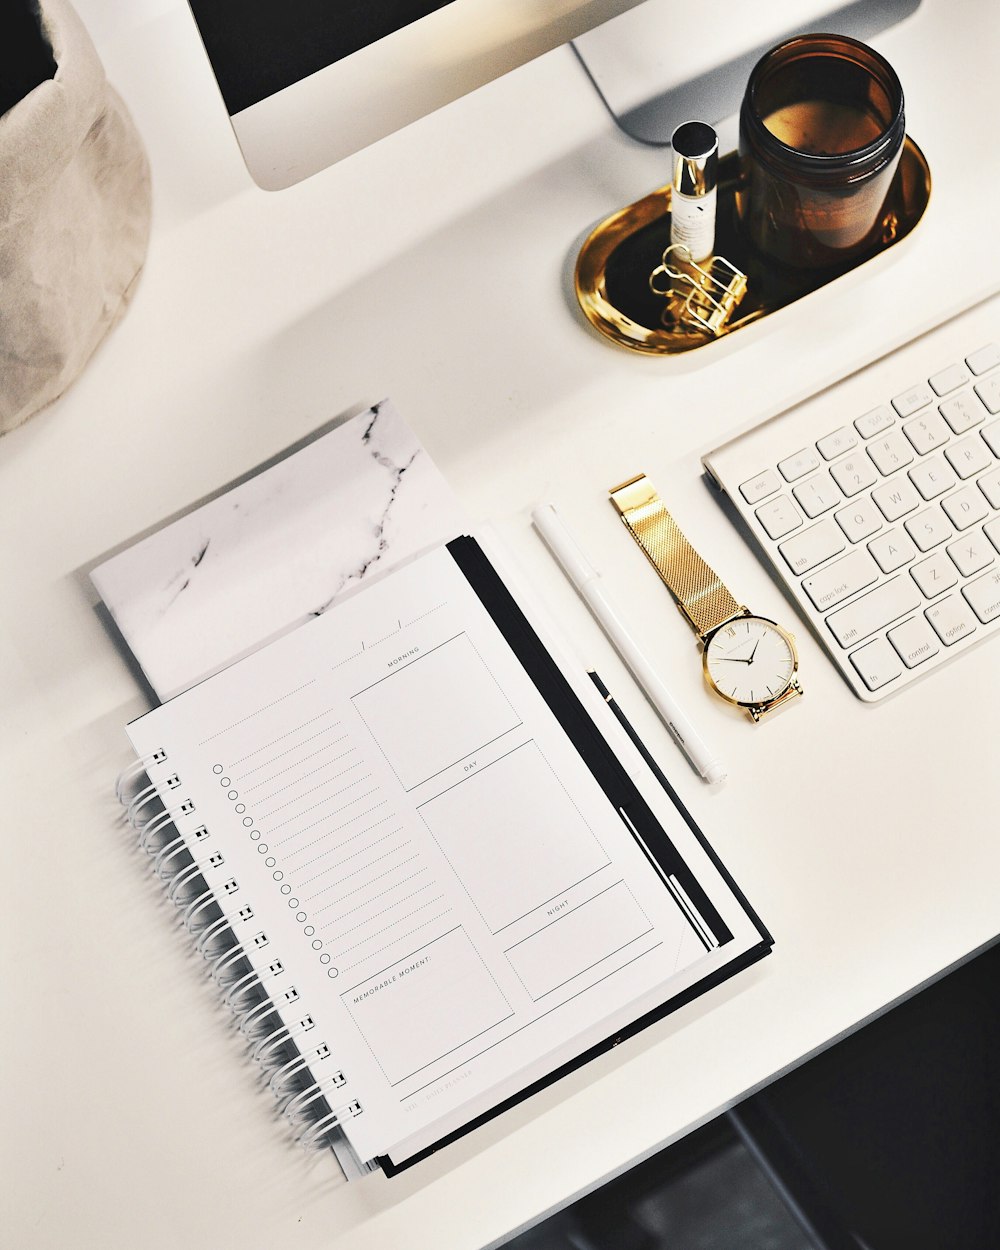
(737, 34, 905, 269)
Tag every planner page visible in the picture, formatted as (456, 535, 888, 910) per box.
(128, 543, 745, 1164)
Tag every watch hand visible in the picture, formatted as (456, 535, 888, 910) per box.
(748, 639, 761, 663)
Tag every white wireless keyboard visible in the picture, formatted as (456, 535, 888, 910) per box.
(703, 291, 1000, 701)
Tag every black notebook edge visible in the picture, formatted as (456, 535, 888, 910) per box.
(375, 536, 772, 1175)
(587, 671, 773, 954)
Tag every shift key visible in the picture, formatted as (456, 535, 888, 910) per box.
(826, 577, 921, 648)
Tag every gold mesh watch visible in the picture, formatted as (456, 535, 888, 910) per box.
(610, 473, 802, 722)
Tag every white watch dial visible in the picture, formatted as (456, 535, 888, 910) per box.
(704, 615, 796, 706)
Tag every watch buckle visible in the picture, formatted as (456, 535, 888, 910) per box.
(747, 678, 803, 722)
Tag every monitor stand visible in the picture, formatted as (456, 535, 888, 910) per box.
(572, 0, 921, 148)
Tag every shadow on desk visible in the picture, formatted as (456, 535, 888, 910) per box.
(507, 940, 1000, 1250)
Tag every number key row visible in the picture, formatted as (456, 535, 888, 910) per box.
(757, 442, 1000, 542)
(740, 389, 1000, 512)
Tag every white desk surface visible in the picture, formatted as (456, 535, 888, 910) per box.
(4, 1, 1000, 1246)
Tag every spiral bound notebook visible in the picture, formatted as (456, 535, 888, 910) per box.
(121, 532, 772, 1175)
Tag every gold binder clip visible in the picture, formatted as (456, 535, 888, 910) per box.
(648, 243, 748, 337)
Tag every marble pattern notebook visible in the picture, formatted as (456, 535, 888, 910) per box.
(92, 401, 465, 700)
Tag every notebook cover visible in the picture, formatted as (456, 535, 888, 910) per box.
(91, 400, 465, 701)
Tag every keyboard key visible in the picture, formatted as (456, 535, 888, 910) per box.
(986, 517, 1000, 554)
(817, 426, 859, 460)
(925, 596, 978, 646)
(868, 528, 916, 573)
(909, 456, 956, 500)
(802, 548, 879, 611)
(966, 342, 1000, 375)
(903, 410, 950, 453)
(826, 577, 922, 647)
(779, 519, 846, 575)
(849, 637, 903, 691)
(946, 529, 994, 578)
(974, 375, 1000, 414)
(830, 454, 877, 497)
(793, 473, 841, 518)
(872, 477, 920, 521)
(755, 494, 802, 540)
(910, 551, 958, 597)
(982, 419, 1000, 457)
(945, 436, 993, 479)
(778, 448, 820, 482)
(962, 567, 1000, 622)
(939, 391, 985, 434)
(854, 406, 895, 439)
(929, 363, 970, 395)
(904, 507, 953, 552)
(835, 496, 882, 543)
(740, 469, 781, 504)
(888, 615, 940, 667)
(978, 468, 1000, 509)
(868, 431, 914, 475)
(892, 382, 934, 418)
(941, 483, 989, 530)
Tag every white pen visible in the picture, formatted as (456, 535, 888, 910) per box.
(531, 503, 726, 785)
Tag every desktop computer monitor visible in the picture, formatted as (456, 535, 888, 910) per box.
(184, 0, 649, 190)
(185, 0, 922, 192)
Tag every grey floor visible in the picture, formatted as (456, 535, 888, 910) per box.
(505, 1134, 815, 1250)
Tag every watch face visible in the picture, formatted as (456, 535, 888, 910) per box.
(704, 615, 797, 709)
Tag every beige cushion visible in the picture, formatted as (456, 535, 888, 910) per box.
(0, 0, 151, 434)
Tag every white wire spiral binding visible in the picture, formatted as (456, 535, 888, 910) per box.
(115, 750, 166, 805)
(209, 942, 248, 985)
(193, 912, 232, 955)
(120, 755, 360, 1156)
(166, 860, 204, 905)
(126, 781, 160, 828)
(296, 1099, 361, 1151)
(298, 1111, 341, 1151)
(115, 757, 149, 805)
(149, 831, 184, 875)
(251, 1022, 297, 1065)
(238, 997, 281, 1038)
(182, 888, 218, 933)
(253, 1012, 325, 1066)
(138, 808, 175, 853)
(222, 968, 265, 1010)
(282, 1077, 346, 1125)
(268, 1053, 312, 1097)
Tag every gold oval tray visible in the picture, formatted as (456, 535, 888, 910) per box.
(575, 138, 931, 355)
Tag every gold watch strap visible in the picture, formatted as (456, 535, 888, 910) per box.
(609, 473, 743, 639)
